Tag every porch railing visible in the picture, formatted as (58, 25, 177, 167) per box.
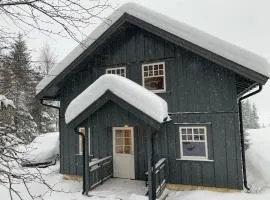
(145, 158, 167, 198)
(154, 158, 167, 198)
(89, 156, 113, 190)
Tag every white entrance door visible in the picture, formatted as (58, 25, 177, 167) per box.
(113, 127, 135, 179)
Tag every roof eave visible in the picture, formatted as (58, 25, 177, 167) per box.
(36, 13, 269, 99)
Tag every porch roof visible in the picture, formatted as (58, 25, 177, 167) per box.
(65, 74, 170, 127)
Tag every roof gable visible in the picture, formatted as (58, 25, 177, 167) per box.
(36, 3, 270, 99)
(65, 74, 169, 127)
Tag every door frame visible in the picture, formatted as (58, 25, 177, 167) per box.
(112, 127, 135, 179)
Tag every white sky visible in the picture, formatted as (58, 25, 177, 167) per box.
(19, 0, 270, 125)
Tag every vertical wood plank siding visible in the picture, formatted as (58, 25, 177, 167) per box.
(58, 25, 243, 189)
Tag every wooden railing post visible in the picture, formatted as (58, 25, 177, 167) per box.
(84, 127, 90, 194)
(147, 128, 156, 200)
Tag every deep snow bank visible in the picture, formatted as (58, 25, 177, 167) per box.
(246, 127, 270, 191)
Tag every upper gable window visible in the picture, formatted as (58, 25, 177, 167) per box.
(142, 62, 165, 92)
(106, 67, 126, 77)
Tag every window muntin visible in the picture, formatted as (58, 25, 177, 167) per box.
(105, 67, 126, 77)
(78, 127, 91, 155)
(114, 129, 133, 154)
(179, 126, 208, 160)
(142, 62, 165, 92)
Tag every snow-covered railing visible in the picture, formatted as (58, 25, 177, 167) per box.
(89, 156, 113, 190)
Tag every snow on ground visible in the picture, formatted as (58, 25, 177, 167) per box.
(1, 127, 270, 199)
(245, 127, 270, 191)
(20, 132, 59, 164)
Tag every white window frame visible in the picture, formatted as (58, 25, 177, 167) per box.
(78, 127, 91, 155)
(105, 66, 126, 77)
(142, 61, 166, 93)
(179, 126, 209, 161)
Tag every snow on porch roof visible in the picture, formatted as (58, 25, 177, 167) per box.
(36, 2, 270, 96)
(65, 74, 169, 124)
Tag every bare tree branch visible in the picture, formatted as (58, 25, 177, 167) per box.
(0, 0, 111, 45)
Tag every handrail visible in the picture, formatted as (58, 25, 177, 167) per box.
(154, 158, 167, 198)
(88, 156, 113, 190)
(145, 158, 167, 198)
(89, 156, 112, 168)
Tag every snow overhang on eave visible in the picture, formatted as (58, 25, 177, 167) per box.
(65, 74, 170, 128)
(35, 2, 270, 99)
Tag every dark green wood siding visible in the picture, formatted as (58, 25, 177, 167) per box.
(58, 24, 243, 189)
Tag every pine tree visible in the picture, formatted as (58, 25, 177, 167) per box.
(242, 100, 260, 130)
(242, 99, 260, 150)
(251, 103, 259, 129)
(5, 34, 38, 142)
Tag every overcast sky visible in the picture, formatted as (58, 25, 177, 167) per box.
(23, 0, 270, 125)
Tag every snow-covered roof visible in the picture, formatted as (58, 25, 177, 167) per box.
(65, 74, 169, 124)
(36, 2, 270, 95)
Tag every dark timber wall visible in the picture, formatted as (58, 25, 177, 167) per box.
(58, 24, 243, 189)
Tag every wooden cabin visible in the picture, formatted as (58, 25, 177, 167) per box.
(36, 3, 270, 199)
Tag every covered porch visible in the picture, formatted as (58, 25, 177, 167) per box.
(65, 74, 170, 199)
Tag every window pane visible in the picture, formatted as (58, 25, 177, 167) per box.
(187, 135, 192, 140)
(124, 137, 131, 145)
(194, 135, 200, 141)
(159, 70, 163, 75)
(181, 129, 187, 135)
(199, 128, 205, 134)
(182, 142, 206, 157)
(200, 135, 205, 140)
(149, 70, 153, 76)
(149, 65, 153, 70)
(159, 64, 163, 69)
(194, 128, 199, 135)
(182, 135, 187, 140)
(115, 130, 123, 137)
(154, 70, 158, 76)
(116, 146, 124, 154)
(154, 65, 158, 70)
(144, 72, 148, 77)
(187, 128, 192, 134)
(124, 130, 131, 137)
(144, 66, 148, 71)
(144, 77, 164, 90)
(116, 138, 123, 145)
(124, 146, 131, 154)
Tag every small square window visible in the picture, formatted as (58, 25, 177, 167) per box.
(105, 67, 126, 77)
(142, 62, 165, 92)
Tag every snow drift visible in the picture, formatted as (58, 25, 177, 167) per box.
(246, 127, 270, 191)
(22, 132, 59, 166)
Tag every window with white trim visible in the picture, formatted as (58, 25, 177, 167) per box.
(105, 67, 126, 77)
(78, 127, 91, 155)
(179, 126, 208, 160)
(142, 62, 165, 92)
